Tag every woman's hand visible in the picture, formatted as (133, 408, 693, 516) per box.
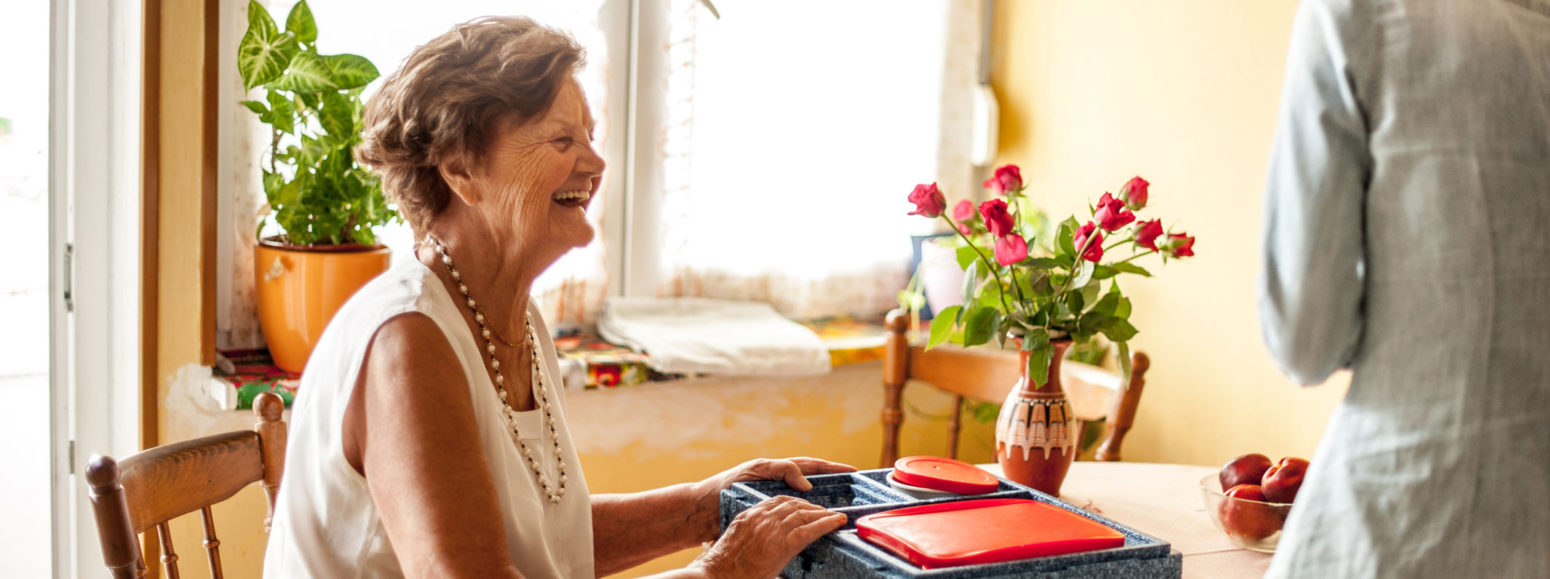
(594, 457, 857, 577)
(691, 495, 847, 579)
(685, 457, 857, 543)
(702, 457, 858, 494)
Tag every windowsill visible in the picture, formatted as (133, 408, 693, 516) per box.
(200, 315, 895, 411)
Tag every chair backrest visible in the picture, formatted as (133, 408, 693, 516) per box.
(880, 309, 1151, 466)
(87, 391, 287, 578)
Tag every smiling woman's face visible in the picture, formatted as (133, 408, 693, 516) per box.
(467, 77, 604, 262)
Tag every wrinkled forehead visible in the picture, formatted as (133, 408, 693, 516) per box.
(526, 78, 596, 134)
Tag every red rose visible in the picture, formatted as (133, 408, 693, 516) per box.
(1135, 219, 1164, 251)
(1094, 192, 1136, 231)
(1073, 222, 1105, 262)
(953, 199, 976, 222)
(907, 183, 946, 217)
(978, 199, 1015, 237)
(983, 164, 1024, 196)
(1121, 176, 1149, 210)
(995, 234, 1028, 266)
(1162, 233, 1196, 258)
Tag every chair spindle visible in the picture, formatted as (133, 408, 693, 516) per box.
(200, 506, 224, 579)
(156, 522, 181, 579)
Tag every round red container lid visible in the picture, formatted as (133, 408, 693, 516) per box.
(892, 456, 1000, 495)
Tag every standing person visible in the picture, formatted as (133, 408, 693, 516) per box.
(263, 16, 851, 578)
(1259, 0, 1549, 576)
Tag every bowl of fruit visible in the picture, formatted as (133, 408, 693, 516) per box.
(1200, 454, 1307, 553)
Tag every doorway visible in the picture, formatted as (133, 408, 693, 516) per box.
(0, 1, 54, 576)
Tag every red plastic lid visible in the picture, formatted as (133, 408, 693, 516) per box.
(892, 456, 1000, 495)
(856, 498, 1126, 569)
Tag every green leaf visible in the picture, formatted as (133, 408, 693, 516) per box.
(1022, 327, 1050, 352)
(972, 401, 1001, 423)
(1028, 257, 1064, 269)
(1079, 281, 1101, 311)
(273, 52, 338, 92)
(261, 170, 284, 197)
(1071, 260, 1095, 290)
(1101, 318, 1139, 342)
(1115, 295, 1132, 319)
(927, 306, 962, 349)
(1029, 272, 1053, 297)
(240, 100, 269, 116)
(237, 2, 297, 91)
(1093, 265, 1118, 281)
(265, 89, 296, 134)
(1056, 217, 1079, 257)
(284, 0, 317, 44)
(1092, 291, 1122, 316)
(1109, 262, 1152, 277)
(955, 245, 979, 270)
(321, 54, 379, 90)
(1028, 345, 1052, 388)
(963, 307, 998, 347)
(960, 259, 980, 307)
(1066, 290, 1085, 315)
(1117, 341, 1132, 390)
(319, 92, 353, 138)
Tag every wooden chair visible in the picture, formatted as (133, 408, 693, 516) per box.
(87, 391, 287, 578)
(880, 309, 1151, 466)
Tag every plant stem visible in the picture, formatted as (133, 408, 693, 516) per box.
(1103, 235, 1134, 252)
(1046, 229, 1103, 335)
(941, 214, 1018, 319)
(1004, 200, 1031, 306)
(1109, 248, 1158, 266)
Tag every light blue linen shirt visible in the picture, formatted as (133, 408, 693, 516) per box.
(1259, 0, 1550, 576)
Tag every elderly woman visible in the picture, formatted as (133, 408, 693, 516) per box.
(263, 17, 852, 578)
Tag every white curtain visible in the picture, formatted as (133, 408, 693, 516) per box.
(649, 0, 983, 319)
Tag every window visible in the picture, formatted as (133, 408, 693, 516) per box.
(218, 0, 978, 345)
(630, 0, 950, 319)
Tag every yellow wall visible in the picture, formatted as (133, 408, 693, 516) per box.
(153, 1, 271, 577)
(577, 365, 995, 577)
(990, 0, 1349, 468)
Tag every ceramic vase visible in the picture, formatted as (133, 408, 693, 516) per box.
(995, 338, 1078, 496)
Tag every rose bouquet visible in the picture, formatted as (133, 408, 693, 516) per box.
(906, 165, 1195, 387)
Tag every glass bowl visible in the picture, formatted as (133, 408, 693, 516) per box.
(1199, 474, 1294, 553)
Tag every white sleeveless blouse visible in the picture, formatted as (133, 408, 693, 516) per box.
(263, 258, 594, 578)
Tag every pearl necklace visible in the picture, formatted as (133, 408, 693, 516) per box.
(429, 239, 568, 503)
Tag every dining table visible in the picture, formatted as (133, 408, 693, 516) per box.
(979, 461, 1273, 578)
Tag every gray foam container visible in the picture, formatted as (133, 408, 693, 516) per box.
(719, 468, 1182, 578)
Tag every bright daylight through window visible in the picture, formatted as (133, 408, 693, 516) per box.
(220, 0, 952, 344)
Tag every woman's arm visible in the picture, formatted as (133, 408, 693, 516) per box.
(1258, 0, 1373, 385)
(346, 313, 523, 578)
(589, 482, 712, 575)
(592, 458, 855, 577)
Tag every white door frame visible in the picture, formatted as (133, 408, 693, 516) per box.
(50, 0, 143, 576)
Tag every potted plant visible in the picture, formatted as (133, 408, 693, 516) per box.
(906, 167, 1196, 495)
(237, 0, 398, 373)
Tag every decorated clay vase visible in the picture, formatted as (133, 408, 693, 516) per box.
(995, 338, 1077, 496)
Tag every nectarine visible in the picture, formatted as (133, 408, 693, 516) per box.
(1262, 457, 1309, 504)
(1218, 484, 1285, 543)
(1219, 453, 1273, 492)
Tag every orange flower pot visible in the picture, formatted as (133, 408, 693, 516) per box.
(254, 237, 391, 373)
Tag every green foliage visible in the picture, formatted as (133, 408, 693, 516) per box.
(915, 172, 1193, 391)
(237, 0, 396, 246)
